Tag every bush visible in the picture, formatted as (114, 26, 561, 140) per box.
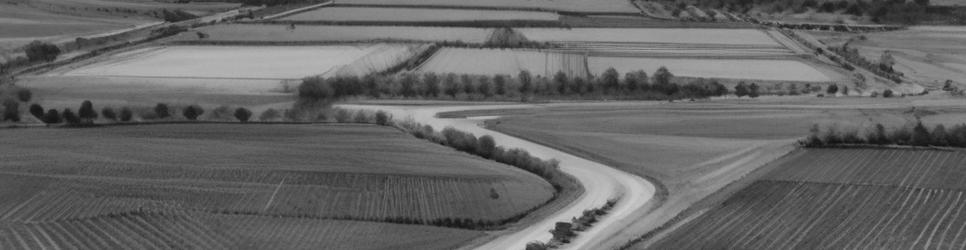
(478, 135, 496, 159)
(120, 107, 133, 122)
(2, 100, 20, 122)
(62, 108, 81, 125)
(102, 107, 117, 121)
(334, 109, 351, 123)
(259, 108, 281, 121)
(234, 107, 252, 122)
(375, 111, 391, 126)
(210, 105, 233, 120)
(24, 41, 61, 62)
(183, 105, 204, 120)
(29, 104, 44, 121)
(17, 89, 32, 103)
(883, 89, 895, 98)
(525, 242, 550, 250)
(43, 109, 61, 124)
(154, 103, 170, 119)
(353, 110, 371, 123)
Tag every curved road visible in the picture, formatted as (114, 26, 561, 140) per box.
(340, 103, 656, 250)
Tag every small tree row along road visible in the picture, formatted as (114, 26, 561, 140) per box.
(340, 103, 657, 250)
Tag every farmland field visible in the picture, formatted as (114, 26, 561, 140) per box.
(341, 0, 639, 13)
(588, 57, 833, 82)
(415, 48, 588, 77)
(56, 44, 425, 79)
(518, 28, 782, 45)
(649, 148, 966, 249)
(0, 124, 554, 249)
(179, 24, 493, 43)
(279, 7, 560, 22)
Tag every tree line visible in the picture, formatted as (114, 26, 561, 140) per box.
(298, 67, 730, 103)
(802, 121, 966, 148)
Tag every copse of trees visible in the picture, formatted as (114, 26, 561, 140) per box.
(298, 68, 729, 104)
(183, 105, 203, 120)
(802, 121, 966, 148)
(24, 41, 61, 62)
(234, 107, 252, 122)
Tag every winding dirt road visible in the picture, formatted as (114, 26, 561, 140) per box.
(340, 103, 656, 250)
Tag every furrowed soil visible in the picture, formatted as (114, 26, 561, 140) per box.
(0, 124, 554, 249)
(649, 148, 966, 249)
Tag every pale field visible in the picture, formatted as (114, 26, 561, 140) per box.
(280, 7, 560, 21)
(415, 48, 588, 77)
(341, 0, 639, 13)
(181, 24, 492, 43)
(588, 57, 833, 82)
(517, 28, 781, 45)
(56, 45, 415, 79)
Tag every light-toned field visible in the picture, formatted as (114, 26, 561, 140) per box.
(588, 57, 833, 82)
(0, 124, 554, 249)
(179, 24, 493, 43)
(55, 44, 422, 79)
(279, 7, 560, 21)
(341, 0, 638, 13)
(812, 26, 966, 88)
(518, 28, 781, 45)
(650, 148, 966, 249)
(415, 48, 588, 77)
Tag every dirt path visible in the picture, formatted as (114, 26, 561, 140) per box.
(339, 103, 656, 250)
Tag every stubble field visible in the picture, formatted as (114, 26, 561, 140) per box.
(279, 7, 560, 22)
(0, 124, 555, 249)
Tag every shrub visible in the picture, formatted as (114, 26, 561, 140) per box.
(78, 100, 97, 124)
(735, 82, 749, 97)
(17, 89, 32, 102)
(154, 103, 170, 119)
(210, 105, 233, 120)
(375, 111, 391, 126)
(478, 135, 496, 158)
(183, 105, 204, 120)
(525, 242, 550, 250)
(827, 84, 839, 94)
(748, 83, 760, 98)
(62, 108, 81, 125)
(43, 109, 61, 124)
(259, 108, 281, 121)
(234, 107, 252, 122)
(29, 104, 44, 121)
(334, 109, 351, 123)
(102, 107, 117, 121)
(24, 41, 61, 62)
(353, 110, 371, 123)
(883, 89, 895, 98)
(2, 100, 20, 122)
(120, 107, 133, 122)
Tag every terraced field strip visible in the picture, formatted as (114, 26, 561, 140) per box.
(183, 24, 493, 43)
(279, 6, 560, 22)
(416, 48, 589, 78)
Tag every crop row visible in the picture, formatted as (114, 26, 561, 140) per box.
(765, 148, 966, 190)
(0, 212, 234, 249)
(653, 181, 966, 249)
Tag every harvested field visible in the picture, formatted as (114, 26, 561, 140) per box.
(415, 48, 588, 77)
(279, 7, 560, 22)
(178, 24, 492, 43)
(56, 44, 424, 79)
(649, 148, 966, 249)
(0, 124, 554, 249)
(518, 28, 781, 45)
(341, 0, 639, 13)
(588, 57, 833, 82)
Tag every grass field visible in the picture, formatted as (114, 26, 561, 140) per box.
(415, 48, 588, 77)
(178, 24, 493, 43)
(341, 0, 639, 13)
(0, 124, 554, 249)
(279, 7, 560, 22)
(649, 148, 966, 249)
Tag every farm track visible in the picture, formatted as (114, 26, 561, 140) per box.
(339, 104, 656, 250)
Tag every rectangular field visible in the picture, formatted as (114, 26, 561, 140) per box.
(0, 124, 555, 249)
(279, 7, 560, 22)
(649, 148, 966, 249)
(341, 0, 639, 13)
(517, 28, 781, 46)
(415, 48, 588, 77)
(182, 24, 493, 43)
(58, 44, 423, 79)
(588, 57, 833, 82)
